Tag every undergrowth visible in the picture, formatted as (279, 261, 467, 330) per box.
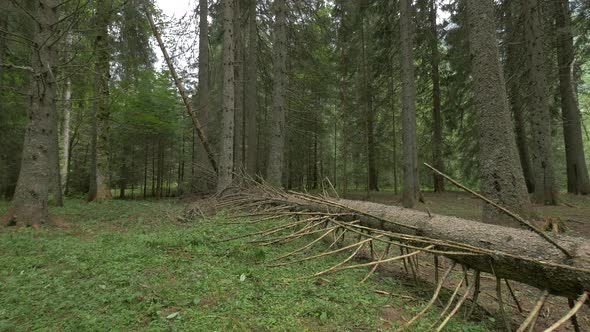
(0, 199, 491, 331)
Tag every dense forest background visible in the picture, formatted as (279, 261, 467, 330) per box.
(1, 0, 590, 226)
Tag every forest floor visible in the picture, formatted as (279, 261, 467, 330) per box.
(0, 199, 492, 332)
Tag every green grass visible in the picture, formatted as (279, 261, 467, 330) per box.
(0, 199, 491, 331)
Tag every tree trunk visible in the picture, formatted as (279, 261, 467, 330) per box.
(361, 15, 378, 192)
(244, 0, 258, 177)
(49, 87, 63, 206)
(505, 0, 535, 194)
(253, 193, 590, 300)
(400, 0, 419, 208)
(0, 12, 6, 199)
(430, 0, 444, 193)
(61, 33, 73, 195)
(218, 0, 235, 192)
(4, 0, 59, 227)
(522, 0, 558, 205)
(391, 78, 398, 195)
(89, 0, 113, 202)
(555, 0, 590, 195)
(151, 142, 156, 197)
(466, 0, 534, 225)
(266, 0, 287, 187)
(193, 0, 212, 192)
(233, 0, 244, 172)
(143, 141, 148, 198)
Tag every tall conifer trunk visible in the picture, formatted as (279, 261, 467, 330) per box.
(89, 0, 113, 202)
(193, 0, 212, 192)
(244, 0, 258, 176)
(505, 0, 535, 193)
(466, 0, 534, 225)
(61, 34, 73, 196)
(4, 0, 59, 227)
(429, 0, 444, 192)
(218, 0, 235, 192)
(266, 0, 287, 187)
(233, 0, 244, 172)
(555, 0, 590, 195)
(400, 0, 419, 208)
(522, 0, 558, 205)
(361, 13, 377, 192)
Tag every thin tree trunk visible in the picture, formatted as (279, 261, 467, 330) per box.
(49, 83, 63, 206)
(61, 33, 73, 195)
(178, 129, 185, 195)
(130, 148, 135, 199)
(555, 0, 590, 195)
(430, 0, 444, 193)
(266, 0, 287, 187)
(523, 0, 558, 205)
(151, 142, 156, 197)
(119, 146, 127, 199)
(244, 0, 258, 177)
(333, 120, 337, 187)
(218, 0, 235, 192)
(466, 0, 534, 225)
(400, 0, 419, 208)
(4, 0, 59, 227)
(233, 0, 244, 172)
(391, 78, 398, 195)
(143, 141, 148, 198)
(0, 13, 6, 199)
(89, 0, 113, 202)
(361, 15, 378, 192)
(313, 134, 318, 189)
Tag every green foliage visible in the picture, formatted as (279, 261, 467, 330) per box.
(0, 200, 490, 331)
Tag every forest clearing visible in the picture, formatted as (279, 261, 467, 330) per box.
(2, 0, 590, 331)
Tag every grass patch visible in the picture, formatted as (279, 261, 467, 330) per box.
(0, 199, 491, 331)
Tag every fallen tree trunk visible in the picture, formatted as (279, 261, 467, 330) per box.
(293, 195, 590, 299)
(211, 190, 590, 300)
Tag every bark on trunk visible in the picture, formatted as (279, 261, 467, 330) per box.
(193, 0, 213, 192)
(275, 194, 590, 300)
(49, 86, 63, 206)
(361, 15, 378, 192)
(466, 0, 533, 225)
(233, 0, 244, 172)
(505, 0, 535, 194)
(555, 0, 590, 195)
(400, 0, 419, 208)
(429, 0, 444, 193)
(89, 0, 113, 202)
(522, 0, 558, 205)
(61, 33, 73, 195)
(266, 0, 287, 187)
(244, 0, 258, 177)
(218, 0, 235, 192)
(4, 0, 59, 227)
